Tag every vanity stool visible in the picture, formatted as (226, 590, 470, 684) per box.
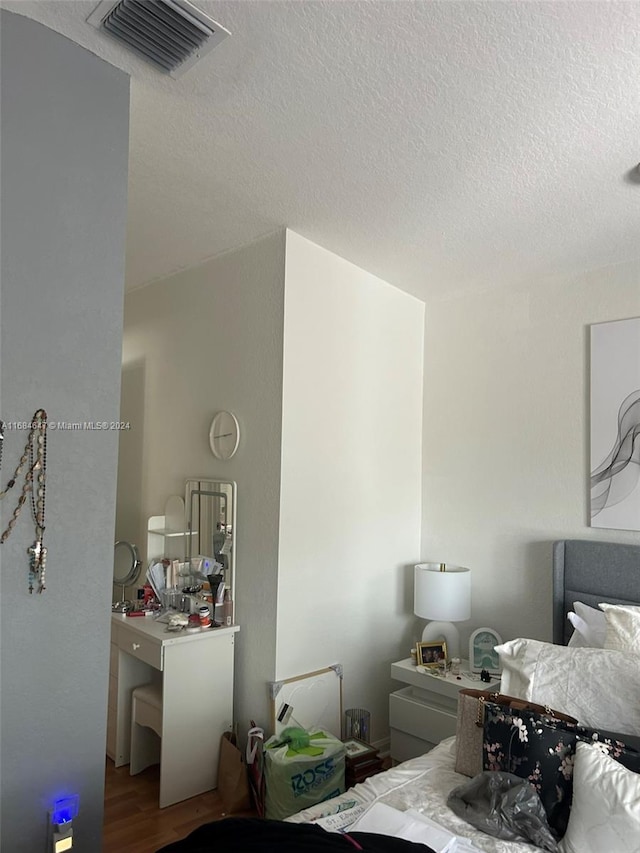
(129, 682, 163, 776)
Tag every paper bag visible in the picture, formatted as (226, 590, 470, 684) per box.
(217, 730, 252, 814)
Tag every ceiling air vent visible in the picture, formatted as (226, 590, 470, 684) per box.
(87, 0, 230, 78)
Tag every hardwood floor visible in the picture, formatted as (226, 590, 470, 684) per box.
(103, 754, 391, 852)
(102, 759, 256, 853)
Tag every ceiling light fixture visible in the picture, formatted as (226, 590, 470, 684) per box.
(87, 0, 230, 78)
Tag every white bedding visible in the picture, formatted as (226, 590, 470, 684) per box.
(287, 737, 539, 852)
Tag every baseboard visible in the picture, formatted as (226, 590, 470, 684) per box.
(371, 735, 390, 757)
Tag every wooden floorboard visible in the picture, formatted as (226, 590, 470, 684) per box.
(103, 754, 391, 852)
(102, 759, 256, 853)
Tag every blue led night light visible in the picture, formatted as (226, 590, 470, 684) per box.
(51, 795, 79, 826)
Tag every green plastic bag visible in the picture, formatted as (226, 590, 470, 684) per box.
(264, 729, 346, 820)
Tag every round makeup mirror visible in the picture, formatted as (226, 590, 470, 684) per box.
(112, 540, 142, 612)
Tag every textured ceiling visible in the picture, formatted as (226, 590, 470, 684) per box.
(3, 0, 640, 300)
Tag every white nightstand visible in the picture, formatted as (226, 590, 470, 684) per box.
(389, 658, 500, 763)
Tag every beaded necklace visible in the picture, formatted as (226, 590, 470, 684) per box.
(0, 410, 48, 593)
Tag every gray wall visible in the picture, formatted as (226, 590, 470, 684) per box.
(0, 12, 129, 852)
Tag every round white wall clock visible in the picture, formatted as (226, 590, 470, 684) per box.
(209, 411, 240, 460)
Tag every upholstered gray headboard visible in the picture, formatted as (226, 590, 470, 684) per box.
(553, 539, 640, 645)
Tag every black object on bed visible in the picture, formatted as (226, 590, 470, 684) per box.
(155, 817, 436, 853)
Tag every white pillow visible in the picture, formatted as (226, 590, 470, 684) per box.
(600, 603, 640, 653)
(567, 612, 591, 648)
(496, 638, 640, 736)
(567, 601, 606, 648)
(559, 742, 640, 853)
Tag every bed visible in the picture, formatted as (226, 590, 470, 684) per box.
(157, 538, 640, 853)
(286, 538, 640, 852)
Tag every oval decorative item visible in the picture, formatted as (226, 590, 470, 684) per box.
(469, 627, 503, 675)
(209, 411, 240, 460)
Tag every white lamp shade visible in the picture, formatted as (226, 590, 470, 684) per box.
(414, 563, 471, 622)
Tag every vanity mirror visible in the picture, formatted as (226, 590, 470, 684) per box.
(112, 539, 142, 612)
(185, 479, 236, 600)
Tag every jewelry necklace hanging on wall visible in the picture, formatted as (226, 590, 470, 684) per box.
(0, 409, 48, 593)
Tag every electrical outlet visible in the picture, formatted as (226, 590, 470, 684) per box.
(52, 823, 73, 852)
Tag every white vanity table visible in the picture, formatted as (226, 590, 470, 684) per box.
(107, 613, 239, 808)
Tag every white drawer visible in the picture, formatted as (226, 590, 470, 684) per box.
(390, 727, 434, 763)
(118, 625, 163, 670)
(390, 686, 457, 744)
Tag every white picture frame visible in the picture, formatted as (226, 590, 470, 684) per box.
(469, 627, 502, 675)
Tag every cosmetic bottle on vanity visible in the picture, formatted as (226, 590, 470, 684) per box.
(223, 590, 233, 626)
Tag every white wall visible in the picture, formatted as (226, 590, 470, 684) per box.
(119, 230, 425, 743)
(0, 12, 129, 851)
(278, 232, 425, 742)
(119, 231, 286, 731)
(422, 260, 640, 651)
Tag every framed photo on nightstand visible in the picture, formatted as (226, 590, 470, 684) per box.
(416, 640, 447, 668)
(469, 627, 502, 675)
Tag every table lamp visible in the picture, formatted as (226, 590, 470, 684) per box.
(414, 562, 471, 659)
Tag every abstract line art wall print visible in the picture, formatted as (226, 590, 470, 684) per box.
(590, 317, 640, 531)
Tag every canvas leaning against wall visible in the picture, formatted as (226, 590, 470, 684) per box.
(590, 316, 640, 531)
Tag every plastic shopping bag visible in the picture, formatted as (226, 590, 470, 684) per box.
(246, 722, 266, 817)
(264, 728, 345, 820)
